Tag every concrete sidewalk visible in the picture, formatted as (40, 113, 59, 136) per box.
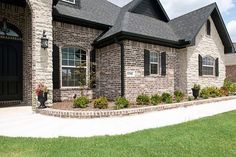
(0, 99, 236, 138)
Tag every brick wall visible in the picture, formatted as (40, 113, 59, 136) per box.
(96, 43, 122, 100)
(53, 21, 103, 102)
(0, 3, 33, 106)
(123, 40, 177, 101)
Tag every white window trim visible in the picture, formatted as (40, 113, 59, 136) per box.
(149, 51, 161, 76)
(202, 56, 215, 76)
(60, 47, 88, 88)
(62, 0, 76, 4)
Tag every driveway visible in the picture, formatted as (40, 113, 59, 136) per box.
(0, 99, 236, 138)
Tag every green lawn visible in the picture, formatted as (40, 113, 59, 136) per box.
(1, 111, 236, 157)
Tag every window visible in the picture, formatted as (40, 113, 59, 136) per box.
(62, 0, 75, 4)
(61, 47, 86, 87)
(207, 20, 211, 36)
(150, 51, 161, 75)
(202, 56, 215, 76)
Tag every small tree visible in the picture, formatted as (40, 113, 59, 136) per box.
(75, 61, 97, 97)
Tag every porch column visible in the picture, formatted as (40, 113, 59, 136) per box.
(28, 0, 53, 111)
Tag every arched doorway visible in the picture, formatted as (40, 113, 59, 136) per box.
(0, 20, 23, 101)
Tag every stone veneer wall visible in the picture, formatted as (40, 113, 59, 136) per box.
(123, 40, 177, 101)
(176, 17, 225, 94)
(53, 21, 103, 102)
(96, 44, 122, 100)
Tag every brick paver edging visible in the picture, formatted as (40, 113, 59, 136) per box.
(36, 96, 236, 119)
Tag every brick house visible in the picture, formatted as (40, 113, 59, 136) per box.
(0, 0, 235, 109)
(225, 43, 236, 82)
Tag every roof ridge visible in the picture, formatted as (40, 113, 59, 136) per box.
(170, 2, 216, 21)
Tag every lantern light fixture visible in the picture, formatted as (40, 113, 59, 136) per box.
(41, 30, 48, 49)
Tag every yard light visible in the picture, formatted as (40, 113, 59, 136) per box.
(41, 30, 49, 49)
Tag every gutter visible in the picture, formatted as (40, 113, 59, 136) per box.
(115, 39, 125, 97)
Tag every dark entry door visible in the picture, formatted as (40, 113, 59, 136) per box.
(0, 40, 23, 101)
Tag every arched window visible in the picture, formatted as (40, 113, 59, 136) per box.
(202, 56, 215, 75)
(207, 20, 211, 36)
(0, 20, 22, 38)
(61, 47, 87, 87)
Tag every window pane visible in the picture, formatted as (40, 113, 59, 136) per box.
(151, 64, 158, 74)
(62, 48, 68, 53)
(69, 53, 74, 59)
(69, 60, 74, 66)
(69, 48, 74, 54)
(202, 66, 214, 75)
(62, 53, 67, 60)
(62, 60, 68, 66)
(62, 68, 86, 87)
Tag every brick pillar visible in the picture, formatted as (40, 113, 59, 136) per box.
(27, 0, 53, 111)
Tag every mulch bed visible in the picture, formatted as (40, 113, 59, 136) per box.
(51, 101, 155, 111)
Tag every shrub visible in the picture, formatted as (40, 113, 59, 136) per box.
(219, 87, 230, 97)
(188, 96, 193, 101)
(174, 90, 185, 102)
(136, 94, 150, 105)
(115, 97, 129, 109)
(151, 94, 162, 105)
(161, 93, 173, 104)
(207, 86, 220, 97)
(94, 97, 108, 109)
(74, 96, 89, 108)
(200, 88, 210, 99)
(224, 79, 236, 94)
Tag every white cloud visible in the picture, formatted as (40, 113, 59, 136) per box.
(227, 20, 236, 42)
(160, 0, 235, 19)
(108, 0, 234, 18)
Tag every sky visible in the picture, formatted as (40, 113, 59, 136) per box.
(107, 0, 236, 42)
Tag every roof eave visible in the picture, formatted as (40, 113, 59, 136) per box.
(94, 31, 190, 48)
(53, 11, 111, 30)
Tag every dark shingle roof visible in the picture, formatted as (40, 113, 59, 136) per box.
(98, 0, 178, 42)
(98, 12, 178, 42)
(54, 0, 120, 26)
(168, 3, 216, 41)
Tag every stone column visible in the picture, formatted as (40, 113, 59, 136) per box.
(28, 0, 53, 110)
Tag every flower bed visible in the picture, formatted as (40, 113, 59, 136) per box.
(36, 96, 236, 119)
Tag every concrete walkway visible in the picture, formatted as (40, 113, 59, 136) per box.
(0, 99, 236, 138)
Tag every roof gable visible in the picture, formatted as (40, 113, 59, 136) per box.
(169, 3, 235, 53)
(129, 0, 169, 22)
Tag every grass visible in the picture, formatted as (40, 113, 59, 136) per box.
(1, 111, 236, 157)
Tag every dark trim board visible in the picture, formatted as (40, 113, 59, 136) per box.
(95, 31, 191, 49)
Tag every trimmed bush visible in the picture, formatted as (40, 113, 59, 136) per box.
(200, 88, 210, 99)
(219, 87, 230, 97)
(74, 96, 89, 108)
(224, 79, 236, 94)
(136, 94, 150, 105)
(151, 94, 162, 105)
(161, 93, 173, 104)
(200, 86, 221, 99)
(94, 97, 108, 109)
(115, 97, 129, 109)
(174, 90, 185, 102)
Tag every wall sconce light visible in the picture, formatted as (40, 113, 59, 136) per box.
(41, 30, 48, 49)
(1, 18, 9, 35)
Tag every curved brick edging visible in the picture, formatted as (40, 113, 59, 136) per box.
(36, 96, 236, 119)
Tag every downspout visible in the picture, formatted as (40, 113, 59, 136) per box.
(115, 39, 125, 97)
